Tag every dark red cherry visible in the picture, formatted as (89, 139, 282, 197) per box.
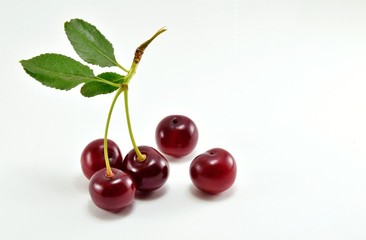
(155, 115, 199, 158)
(190, 148, 237, 194)
(89, 168, 135, 212)
(81, 139, 123, 179)
(122, 146, 169, 192)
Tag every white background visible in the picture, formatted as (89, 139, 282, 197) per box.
(1, 0, 366, 239)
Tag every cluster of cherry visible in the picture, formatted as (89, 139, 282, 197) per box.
(81, 114, 237, 212)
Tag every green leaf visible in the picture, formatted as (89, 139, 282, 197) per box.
(64, 18, 118, 67)
(20, 53, 96, 90)
(80, 72, 124, 97)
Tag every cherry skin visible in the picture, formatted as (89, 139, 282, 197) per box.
(89, 168, 135, 212)
(122, 146, 169, 192)
(190, 148, 237, 194)
(155, 115, 199, 158)
(80, 139, 123, 179)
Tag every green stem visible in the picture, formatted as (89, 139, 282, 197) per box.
(104, 87, 124, 177)
(123, 61, 138, 85)
(116, 62, 129, 73)
(95, 77, 121, 87)
(119, 28, 167, 160)
(138, 27, 167, 52)
(124, 89, 146, 161)
(103, 27, 166, 164)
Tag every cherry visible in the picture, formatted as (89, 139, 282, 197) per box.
(122, 146, 169, 192)
(89, 168, 135, 212)
(80, 138, 123, 179)
(155, 115, 199, 158)
(190, 148, 237, 194)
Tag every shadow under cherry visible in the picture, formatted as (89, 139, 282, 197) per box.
(188, 185, 236, 202)
(134, 185, 168, 201)
(87, 200, 135, 220)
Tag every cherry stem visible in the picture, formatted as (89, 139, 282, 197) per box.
(124, 27, 167, 85)
(103, 87, 124, 177)
(136, 27, 167, 57)
(102, 27, 166, 166)
(124, 88, 146, 162)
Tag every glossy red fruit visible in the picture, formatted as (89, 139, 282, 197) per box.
(81, 139, 123, 179)
(89, 168, 135, 212)
(155, 115, 199, 158)
(122, 146, 169, 192)
(190, 148, 237, 194)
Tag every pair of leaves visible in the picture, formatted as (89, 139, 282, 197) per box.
(20, 19, 123, 97)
